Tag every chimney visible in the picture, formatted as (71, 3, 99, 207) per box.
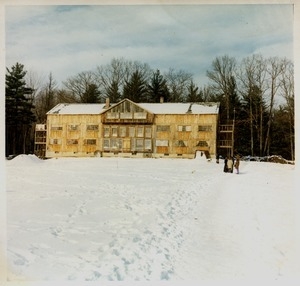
(105, 97, 110, 109)
(160, 96, 164, 103)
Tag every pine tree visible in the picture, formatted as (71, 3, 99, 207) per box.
(147, 70, 169, 103)
(106, 79, 121, 103)
(123, 70, 147, 102)
(5, 63, 35, 156)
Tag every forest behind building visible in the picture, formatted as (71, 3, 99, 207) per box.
(5, 54, 294, 161)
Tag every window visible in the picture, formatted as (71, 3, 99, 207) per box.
(49, 138, 62, 145)
(68, 124, 79, 131)
(85, 139, 96, 145)
(129, 127, 135, 137)
(111, 127, 118, 137)
(175, 140, 187, 147)
(156, 139, 169, 147)
(196, 141, 208, 147)
(198, 125, 212, 132)
(51, 125, 63, 131)
(103, 139, 110, 149)
(119, 126, 126, 137)
(134, 112, 147, 119)
(157, 125, 170, 132)
(135, 139, 144, 150)
(104, 127, 110, 137)
(178, 125, 192, 132)
(145, 139, 152, 150)
(107, 112, 119, 119)
(67, 139, 78, 145)
(137, 127, 144, 137)
(145, 127, 152, 138)
(87, 125, 99, 131)
(120, 112, 132, 119)
(111, 138, 122, 149)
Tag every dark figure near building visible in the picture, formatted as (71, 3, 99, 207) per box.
(224, 157, 228, 172)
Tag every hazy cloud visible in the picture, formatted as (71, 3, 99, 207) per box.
(5, 4, 293, 87)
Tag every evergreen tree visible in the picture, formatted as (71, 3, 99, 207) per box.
(186, 80, 200, 102)
(82, 83, 101, 103)
(106, 79, 122, 103)
(6, 63, 35, 156)
(147, 70, 169, 103)
(123, 70, 148, 102)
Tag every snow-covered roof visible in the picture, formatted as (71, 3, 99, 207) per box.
(139, 102, 219, 114)
(47, 101, 219, 115)
(47, 103, 107, 115)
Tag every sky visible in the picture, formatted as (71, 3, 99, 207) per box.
(4, 2, 294, 88)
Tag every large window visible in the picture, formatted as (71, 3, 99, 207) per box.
(87, 125, 99, 131)
(103, 139, 110, 149)
(196, 141, 208, 147)
(156, 139, 169, 147)
(119, 126, 126, 137)
(175, 140, 187, 147)
(157, 125, 170, 132)
(111, 138, 122, 149)
(198, 125, 212, 132)
(104, 127, 110, 137)
(145, 127, 152, 138)
(85, 139, 96, 145)
(67, 139, 79, 145)
(178, 125, 192, 132)
(129, 127, 135, 137)
(68, 124, 79, 131)
(51, 125, 63, 131)
(137, 127, 144, 137)
(111, 127, 118, 137)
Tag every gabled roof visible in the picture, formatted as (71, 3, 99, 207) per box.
(102, 98, 154, 115)
(47, 103, 107, 115)
(139, 102, 219, 114)
(47, 100, 219, 115)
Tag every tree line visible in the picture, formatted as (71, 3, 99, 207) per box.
(5, 55, 294, 160)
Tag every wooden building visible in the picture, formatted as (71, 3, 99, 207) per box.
(44, 98, 220, 159)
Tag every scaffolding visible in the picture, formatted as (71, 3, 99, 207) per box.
(217, 119, 235, 157)
(34, 124, 47, 158)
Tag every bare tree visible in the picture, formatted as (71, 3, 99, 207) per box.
(95, 58, 152, 102)
(206, 55, 237, 120)
(95, 58, 127, 101)
(237, 54, 268, 156)
(263, 57, 284, 155)
(35, 72, 58, 122)
(165, 68, 193, 102)
(63, 71, 101, 103)
(280, 58, 294, 160)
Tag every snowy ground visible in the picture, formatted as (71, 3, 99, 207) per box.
(4, 154, 300, 283)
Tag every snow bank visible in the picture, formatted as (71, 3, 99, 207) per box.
(7, 154, 44, 166)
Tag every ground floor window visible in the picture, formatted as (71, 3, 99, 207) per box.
(85, 139, 97, 145)
(67, 139, 79, 145)
(156, 139, 169, 147)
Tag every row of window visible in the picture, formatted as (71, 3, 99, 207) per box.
(51, 124, 213, 133)
(49, 138, 208, 148)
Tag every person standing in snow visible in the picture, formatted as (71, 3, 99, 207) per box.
(227, 156, 234, 173)
(223, 156, 228, 172)
(234, 155, 240, 174)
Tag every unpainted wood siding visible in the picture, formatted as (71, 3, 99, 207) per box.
(46, 114, 102, 157)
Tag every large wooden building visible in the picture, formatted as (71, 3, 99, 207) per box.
(42, 98, 221, 159)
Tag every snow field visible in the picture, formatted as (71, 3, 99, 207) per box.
(5, 155, 299, 282)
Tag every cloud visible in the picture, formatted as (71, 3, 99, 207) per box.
(5, 4, 293, 88)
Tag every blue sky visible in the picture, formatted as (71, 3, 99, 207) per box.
(5, 4, 294, 88)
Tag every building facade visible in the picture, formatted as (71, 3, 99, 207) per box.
(44, 98, 220, 159)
